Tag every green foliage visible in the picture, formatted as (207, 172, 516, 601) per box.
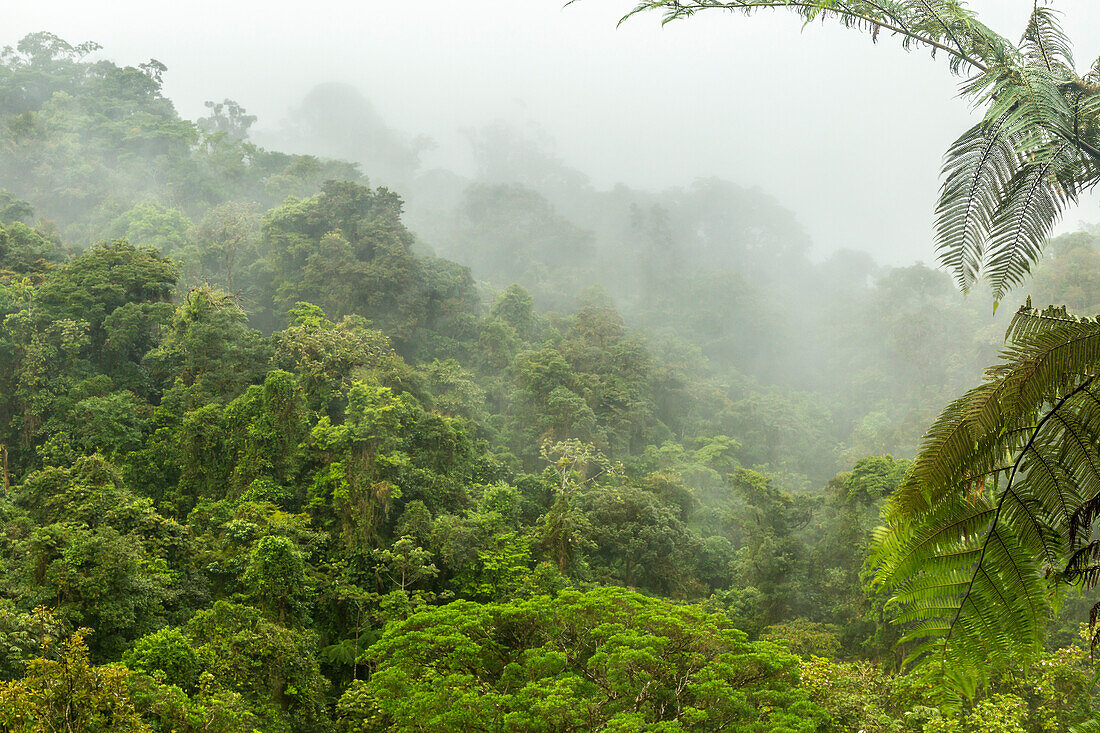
(123, 626, 201, 691)
(186, 601, 328, 731)
(762, 620, 841, 659)
(144, 287, 271, 403)
(451, 184, 594, 307)
(258, 181, 477, 349)
(0, 221, 63, 276)
(1029, 229, 1100, 315)
(353, 587, 827, 732)
(33, 240, 177, 336)
(840, 456, 908, 505)
(0, 632, 149, 732)
(730, 468, 815, 624)
(11, 20, 1100, 726)
(244, 535, 312, 625)
(0, 605, 69, 681)
(109, 203, 193, 255)
(11, 455, 187, 659)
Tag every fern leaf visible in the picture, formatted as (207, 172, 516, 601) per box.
(871, 311, 1100, 693)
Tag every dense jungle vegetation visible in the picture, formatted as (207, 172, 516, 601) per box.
(2, 15, 1100, 731)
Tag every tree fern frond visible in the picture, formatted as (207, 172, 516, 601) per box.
(1064, 539, 1100, 576)
(870, 309, 1100, 692)
(614, 1, 1006, 73)
(1084, 55, 1100, 83)
(934, 116, 1019, 290)
(992, 317, 1100, 407)
(1020, 3, 1075, 74)
(1006, 303, 1083, 342)
(983, 146, 1076, 301)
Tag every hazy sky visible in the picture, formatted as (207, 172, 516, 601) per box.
(6, 1, 1100, 265)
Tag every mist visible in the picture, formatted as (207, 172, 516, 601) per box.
(3, 0, 1095, 471)
(7, 0, 1100, 267)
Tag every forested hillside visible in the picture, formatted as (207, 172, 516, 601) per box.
(2, 30, 1100, 731)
